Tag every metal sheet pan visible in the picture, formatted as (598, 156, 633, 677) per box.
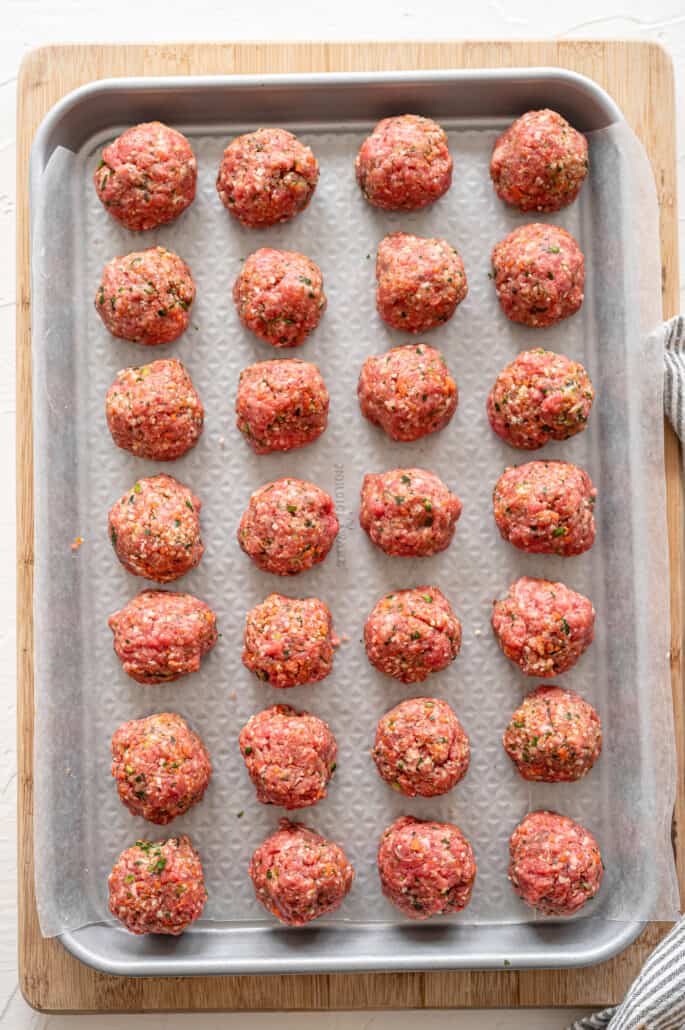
(29, 68, 672, 975)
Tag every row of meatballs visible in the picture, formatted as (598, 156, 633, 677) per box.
(94, 108, 588, 235)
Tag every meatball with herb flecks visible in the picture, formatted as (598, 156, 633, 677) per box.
(364, 586, 461, 683)
(360, 468, 462, 557)
(491, 223, 584, 328)
(108, 590, 217, 684)
(373, 697, 469, 797)
(108, 474, 203, 583)
(108, 835, 206, 935)
(356, 115, 452, 210)
(94, 122, 197, 231)
(504, 685, 602, 781)
(242, 593, 338, 688)
(236, 359, 329, 454)
(95, 247, 195, 345)
(233, 248, 326, 348)
(375, 232, 467, 333)
(217, 128, 319, 228)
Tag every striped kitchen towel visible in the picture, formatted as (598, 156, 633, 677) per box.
(570, 313, 685, 1030)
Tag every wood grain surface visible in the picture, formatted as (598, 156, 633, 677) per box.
(16, 40, 682, 1013)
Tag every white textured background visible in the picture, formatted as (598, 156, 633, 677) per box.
(1, 1, 683, 1027)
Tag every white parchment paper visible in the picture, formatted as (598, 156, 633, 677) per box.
(31, 116, 679, 937)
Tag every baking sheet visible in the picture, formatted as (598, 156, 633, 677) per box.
(32, 116, 678, 938)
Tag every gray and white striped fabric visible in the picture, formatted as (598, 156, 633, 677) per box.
(569, 312, 685, 1029)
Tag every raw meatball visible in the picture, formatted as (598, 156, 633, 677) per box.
(491, 109, 589, 213)
(355, 115, 452, 210)
(509, 811, 603, 916)
(108, 835, 206, 935)
(492, 576, 595, 678)
(487, 349, 594, 450)
(360, 468, 462, 557)
(236, 359, 329, 454)
(491, 223, 584, 328)
(94, 122, 197, 231)
(358, 343, 458, 442)
(242, 593, 337, 688)
(111, 712, 212, 824)
(108, 589, 218, 684)
(373, 698, 469, 797)
(239, 704, 337, 809)
(95, 247, 195, 345)
(109, 474, 204, 582)
(106, 358, 204, 460)
(238, 478, 338, 576)
(364, 586, 461, 683)
(249, 819, 354, 926)
(503, 685, 602, 782)
(493, 460, 596, 556)
(377, 816, 476, 920)
(375, 232, 467, 333)
(216, 127, 319, 227)
(233, 248, 326, 348)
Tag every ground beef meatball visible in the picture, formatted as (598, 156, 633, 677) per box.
(360, 468, 462, 557)
(492, 576, 595, 678)
(236, 359, 329, 454)
(509, 811, 603, 916)
(108, 835, 206, 935)
(373, 698, 469, 797)
(491, 109, 589, 213)
(106, 358, 204, 460)
(493, 460, 596, 556)
(355, 115, 452, 210)
(109, 474, 204, 583)
(111, 712, 211, 824)
(108, 589, 218, 684)
(249, 819, 354, 925)
(233, 248, 326, 348)
(216, 127, 319, 228)
(238, 478, 338, 576)
(95, 247, 195, 345)
(364, 586, 461, 683)
(239, 704, 337, 809)
(94, 122, 197, 231)
(375, 232, 467, 333)
(377, 816, 476, 920)
(503, 685, 602, 782)
(358, 344, 458, 442)
(242, 593, 337, 687)
(491, 223, 584, 328)
(487, 349, 594, 450)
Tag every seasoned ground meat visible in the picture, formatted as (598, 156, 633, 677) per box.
(249, 819, 354, 925)
(94, 122, 197, 231)
(355, 115, 452, 210)
(216, 127, 319, 228)
(509, 811, 603, 916)
(364, 586, 461, 683)
(487, 349, 594, 450)
(377, 816, 476, 920)
(375, 232, 467, 333)
(491, 109, 589, 213)
(108, 835, 206, 935)
(242, 593, 338, 687)
(236, 359, 329, 454)
(108, 589, 218, 684)
(491, 223, 584, 328)
(238, 478, 338, 575)
(111, 712, 212, 824)
(493, 460, 596, 556)
(239, 704, 337, 809)
(95, 247, 195, 345)
(109, 474, 204, 583)
(503, 685, 602, 782)
(373, 698, 469, 797)
(106, 358, 204, 460)
(360, 468, 462, 557)
(233, 248, 326, 348)
(358, 343, 458, 442)
(492, 576, 595, 678)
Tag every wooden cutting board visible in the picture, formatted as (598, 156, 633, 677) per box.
(16, 40, 683, 1013)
